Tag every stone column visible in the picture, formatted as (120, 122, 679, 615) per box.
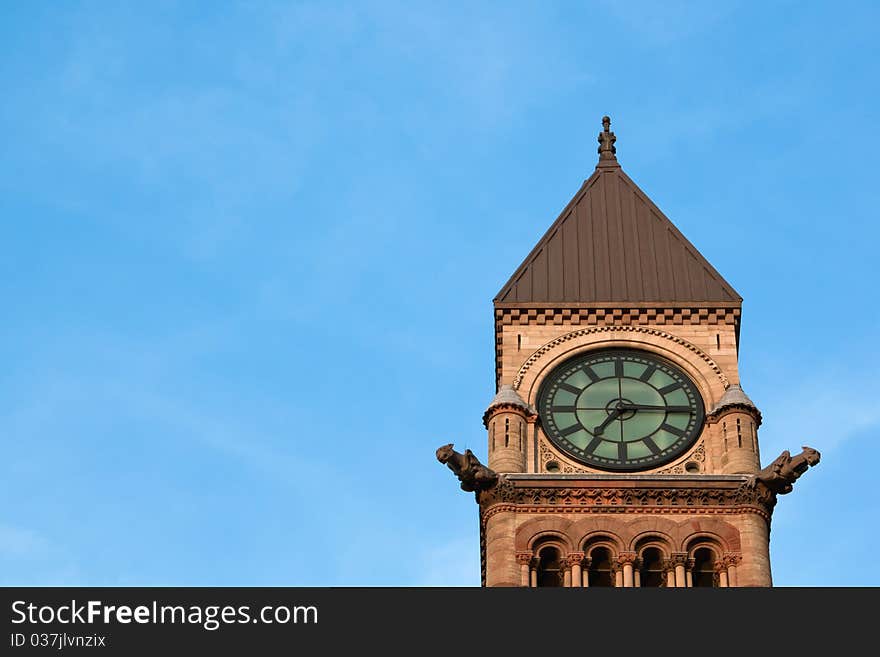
(715, 562, 729, 588)
(582, 557, 591, 587)
(724, 554, 741, 588)
(662, 560, 675, 588)
(516, 552, 532, 588)
(530, 558, 538, 588)
(686, 558, 695, 588)
(612, 563, 623, 588)
(671, 553, 688, 588)
(737, 513, 772, 586)
(485, 511, 519, 587)
(563, 568, 571, 588)
(634, 566, 641, 588)
(618, 552, 637, 588)
(569, 552, 585, 588)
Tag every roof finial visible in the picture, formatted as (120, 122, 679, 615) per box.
(597, 115, 618, 165)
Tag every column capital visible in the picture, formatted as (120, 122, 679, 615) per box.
(515, 551, 534, 566)
(565, 552, 586, 568)
(617, 551, 638, 566)
(670, 552, 688, 567)
(723, 553, 742, 567)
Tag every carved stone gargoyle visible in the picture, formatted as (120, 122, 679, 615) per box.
(746, 446, 821, 495)
(436, 443, 498, 492)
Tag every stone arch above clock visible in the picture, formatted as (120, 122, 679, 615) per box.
(515, 325, 730, 403)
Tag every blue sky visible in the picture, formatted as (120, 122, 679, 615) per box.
(1, 1, 877, 586)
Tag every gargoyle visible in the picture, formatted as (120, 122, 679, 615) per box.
(746, 446, 821, 495)
(436, 443, 498, 492)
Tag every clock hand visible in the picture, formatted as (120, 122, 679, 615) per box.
(617, 404, 693, 412)
(594, 404, 624, 436)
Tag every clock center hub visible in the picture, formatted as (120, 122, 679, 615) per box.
(606, 398, 636, 420)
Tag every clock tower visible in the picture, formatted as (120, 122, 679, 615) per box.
(437, 116, 819, 587)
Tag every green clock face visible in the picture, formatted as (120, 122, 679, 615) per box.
(537, 349, 705, 470)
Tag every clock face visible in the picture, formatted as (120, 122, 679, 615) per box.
(537, 349, 705, 471)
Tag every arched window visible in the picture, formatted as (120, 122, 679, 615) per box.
(691, 547, 717, 587)
(587, 547, 614, 587)
(639, 547, 665, 587)
(537, 546, 563, 587)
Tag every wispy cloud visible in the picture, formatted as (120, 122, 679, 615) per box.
(749, 346, 880, 462)
(597, 0, 740, 46)
(413, 536, 480, 587)
(760, 383, 877, 459)
(0, 524, 86, 586)
(0, 524, 51, 558)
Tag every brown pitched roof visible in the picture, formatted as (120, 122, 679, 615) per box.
(494, 131, 741, 306)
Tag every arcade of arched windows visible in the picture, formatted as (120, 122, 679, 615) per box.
(516, 532, 741, 588)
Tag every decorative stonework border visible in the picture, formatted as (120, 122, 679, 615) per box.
(481, 503, 770, 524)
(493, 307, 739, 389)
(478, 478, 775, 521)
(657, 443, 706, 474)
(539, 440, 582, 473)
(538, 436, 706, 475)
(495, 306, 739, 327)
(512, 325, 729, 390)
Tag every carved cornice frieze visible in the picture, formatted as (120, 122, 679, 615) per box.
(477, 476, 516, 505)
(479, 475, 776, 521)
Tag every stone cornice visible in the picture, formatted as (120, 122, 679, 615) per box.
(503, 473, 747, 482)
(494, 302, 743, 310)
(478, 474, 775, 522)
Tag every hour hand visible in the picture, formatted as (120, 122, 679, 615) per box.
(593, 407, 622, 435)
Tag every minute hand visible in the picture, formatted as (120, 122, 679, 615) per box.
(619, 404, 693, 412)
